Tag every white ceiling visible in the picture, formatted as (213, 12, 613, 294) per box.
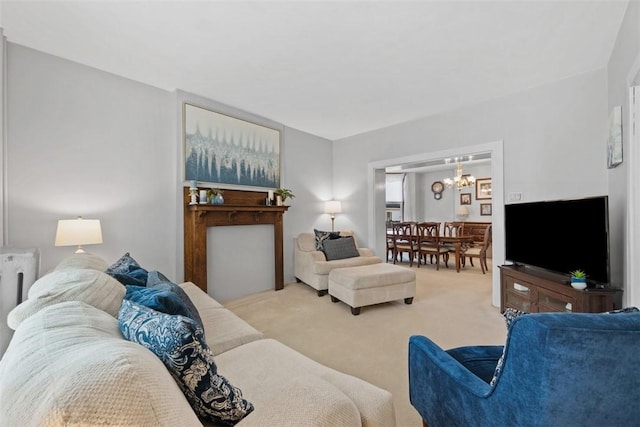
(0, 1, 628, 140)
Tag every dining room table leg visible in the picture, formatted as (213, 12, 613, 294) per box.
(454, 242, 461, 272)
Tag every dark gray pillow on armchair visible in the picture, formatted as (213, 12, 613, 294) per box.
(322, 236, 360, 261)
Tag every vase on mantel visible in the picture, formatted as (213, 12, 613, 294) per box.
(212, 194, 224, 205)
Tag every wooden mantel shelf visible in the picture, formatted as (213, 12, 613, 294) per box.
(183, 188, 289, 293)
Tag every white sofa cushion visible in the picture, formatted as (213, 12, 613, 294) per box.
(179, 282, 264, 355)
(215, 338, 396, 427)
(0, 301, 201, 427)
(54, 252, 109, 272)
(7, 268, 125, 330)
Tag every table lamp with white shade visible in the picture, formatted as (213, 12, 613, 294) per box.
(324, 200, 342, 232)
(55, 217, 103, 253)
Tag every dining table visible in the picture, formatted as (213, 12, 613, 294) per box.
(387, 231, 474, 273)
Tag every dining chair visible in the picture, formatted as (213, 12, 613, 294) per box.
(392, 222, 418, 266)
(464, 224, 492, 274)
(416, 222, 450, 270)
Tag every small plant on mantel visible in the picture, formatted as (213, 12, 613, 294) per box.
(274, 188, 295, 202)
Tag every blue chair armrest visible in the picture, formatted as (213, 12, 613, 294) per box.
(408, 335, 495, 397)
(446, 345, 503, 384)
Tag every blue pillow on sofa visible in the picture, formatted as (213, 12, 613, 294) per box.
(146, 270, 203, 329)
(106, 252, 148, 287)
(118, 300, 254, 425)
(124, 285, 199, 325)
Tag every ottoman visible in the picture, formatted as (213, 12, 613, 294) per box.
(328, 263, 416, 315)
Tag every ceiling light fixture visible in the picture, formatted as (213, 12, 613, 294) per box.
(443, 157, 476, 190)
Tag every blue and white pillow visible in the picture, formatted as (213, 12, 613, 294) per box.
(118, 300, 254, 425)
(313, 229, 340, 251)
(106, 252, 149, 287)
(490, 308, 527, 387)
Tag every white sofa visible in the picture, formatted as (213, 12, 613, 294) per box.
(0, 253, 396, 426)
(294, 231, 383, 296)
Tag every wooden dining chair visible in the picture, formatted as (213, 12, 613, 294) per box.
(464, 224, 492, 274)
(392, 222, 418, 266)
(416, 222, 450, 270)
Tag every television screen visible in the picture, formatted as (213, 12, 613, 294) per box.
(504, 196, 610, 285)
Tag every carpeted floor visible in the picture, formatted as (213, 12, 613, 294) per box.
(224, 259, 507, 427)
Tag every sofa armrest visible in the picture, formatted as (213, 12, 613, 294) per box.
(310, 251, 328, 262)
(357, 248, 374, 257)
(446, 345, 503, 385)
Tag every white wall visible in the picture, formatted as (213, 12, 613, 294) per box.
(606, 0, 640, 306)
(5, 44, 333, 301)
(334, 69, 609, 307)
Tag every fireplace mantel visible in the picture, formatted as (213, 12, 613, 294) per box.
(183, 188, 289, 293)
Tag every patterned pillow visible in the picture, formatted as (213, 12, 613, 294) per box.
(118, 300, 254, 425)
(489, 308, 527, 387)
(106, 252, 149, 286)
(322, 236, 360, 261)
(313, 229, 340, 251)
(146, 270, 203, 329)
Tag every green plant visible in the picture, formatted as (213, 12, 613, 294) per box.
(207, 188, 224, 197)
(274, 188, 295, 201)
(570, 269, 587, 280)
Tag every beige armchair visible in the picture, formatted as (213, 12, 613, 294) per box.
(294, 231, 383, 296)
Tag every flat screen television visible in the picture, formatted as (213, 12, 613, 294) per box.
(504, 196, 610, 285)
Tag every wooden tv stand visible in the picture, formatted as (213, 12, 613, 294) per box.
(500, 265, 622, 313)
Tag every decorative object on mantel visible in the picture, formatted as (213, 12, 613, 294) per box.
(274, 188, 295, 206)
(444, 157, 475, 190)
(183, 103, 281, 188)
(189, 181, 198, 205)
(570, 269, 588, 290)
(324, 200, 342, 232)
(607, 105, 622, 168)
(207, 188, 224, 205)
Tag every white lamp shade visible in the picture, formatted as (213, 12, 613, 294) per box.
(324, 200, 342, 214)
(456, 206, 469, 216)
(55, 218, 103, 247)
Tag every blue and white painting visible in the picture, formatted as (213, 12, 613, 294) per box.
(184, 103, 280, 188)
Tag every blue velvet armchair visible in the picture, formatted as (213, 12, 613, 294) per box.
(409, 311, 640, 427)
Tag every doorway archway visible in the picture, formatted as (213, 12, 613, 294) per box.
(368, 140, 504, 307)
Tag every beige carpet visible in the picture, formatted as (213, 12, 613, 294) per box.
(224, 259, 507, 427)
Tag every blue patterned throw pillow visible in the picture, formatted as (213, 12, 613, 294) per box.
(124, 285, 201, 326)
(118, 300, 254, 425)
(106, 252, 149, 287)
(490, 308, 527, 387)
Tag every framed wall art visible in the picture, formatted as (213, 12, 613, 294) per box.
(607, 105, 622, 169)
(460, 193, 472, 205)
(183, 103, 281, 188)
(480, 203, 492, 216)
(476, 178, 492, 200)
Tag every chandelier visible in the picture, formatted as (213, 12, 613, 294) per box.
(444, 162, 475, 190)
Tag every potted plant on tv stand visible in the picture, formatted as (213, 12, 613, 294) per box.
(569, 269, 587, 290)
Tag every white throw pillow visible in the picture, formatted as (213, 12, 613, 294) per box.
(0, 301, 200, 427)
(54, 252, 109, 271)
(7, 268, 125, 330)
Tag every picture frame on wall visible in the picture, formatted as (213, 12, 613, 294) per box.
(183, 103, 281, 188)
(476, 178, 492, 200)
(481, 203, 492, 216)
(460, 193, 472, 205)
(607, 105, 622, 169)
